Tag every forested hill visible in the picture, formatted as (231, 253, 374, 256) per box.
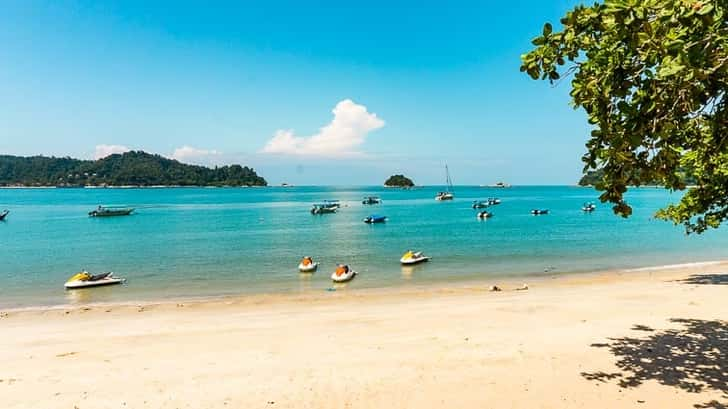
(0, 151, 267, 187)
(578, 168, 696, 187)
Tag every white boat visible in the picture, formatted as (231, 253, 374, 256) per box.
(400, 251, 430, 265)
(64, 271, 125, 289)
(477, 211, 493, 219)
(331, 264, 357, 283)
(435, 165, 454, 200)
(582, 202, 596, 212)
(298, 257, 318, 273)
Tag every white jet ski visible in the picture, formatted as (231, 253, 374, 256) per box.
(400, 250, 431, 265)
(331, 264, 357, 283)
(64, 271, 125, 289)
(298, 256, 318, 273)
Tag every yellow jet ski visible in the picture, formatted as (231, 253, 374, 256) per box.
(64, 271, 126, 289)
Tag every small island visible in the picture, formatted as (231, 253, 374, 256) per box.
(384, 174, 414, 188)
(0, 151, 267, 187)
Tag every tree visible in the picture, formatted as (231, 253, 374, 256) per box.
(521, 0, 727, 233)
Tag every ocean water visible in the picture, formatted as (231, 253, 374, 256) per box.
(0, 186, 726, 308)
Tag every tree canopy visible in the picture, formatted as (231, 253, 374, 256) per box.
(0, 151, 267, 187)
(521, 0, 727, 233)
(384, 174, 415, 187)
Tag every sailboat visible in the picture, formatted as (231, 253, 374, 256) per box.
(435, 165, 454, 201)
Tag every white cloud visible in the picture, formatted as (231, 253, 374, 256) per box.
(94, 144, 131, 159)
(261, 99, 384, 157)
(171, 145, 222, 164)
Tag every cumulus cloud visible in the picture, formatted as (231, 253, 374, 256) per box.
(171, 145, 222, 164)
(94, 144, 131, 159)
(261, 99, 384, 157)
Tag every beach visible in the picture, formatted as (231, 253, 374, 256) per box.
(3, 262, 727, 409)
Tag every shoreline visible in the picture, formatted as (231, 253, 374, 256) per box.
(3, 259, 725, 314)
(2, 259, 726, 408)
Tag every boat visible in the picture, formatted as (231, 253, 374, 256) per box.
(88, 206, 134, 217)
(472, 201, 489, 209)
(0, 210, 8, 221)
(435, 165, 454, 201)
(400, 250, 430, 265)
(298, 256, 318, 273)
(331, 264, 357, 283)
(311, 203, 338, 214)
(477, 211, 493, 219)
(363, 215, 387, 224)
(487, 182, 511, 188)
(64, 271, 125, 289)
(582, 202, 596, 212)
(322, 200, 341, 209)
(531, 209, 549, 215)
(362, 196, 381, 205)
(487, 198, 501, 205)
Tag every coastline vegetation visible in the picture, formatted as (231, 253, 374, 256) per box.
(0, 151, 267, 187)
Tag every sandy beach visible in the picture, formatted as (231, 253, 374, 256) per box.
(2, 262, 727, 409)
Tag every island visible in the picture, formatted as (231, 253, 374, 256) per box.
(578, 168, 696, 187)
(0, 151, 267, 187)
(384, 174, 414, 188)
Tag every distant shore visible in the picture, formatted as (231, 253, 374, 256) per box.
(3, 261, 726, 408)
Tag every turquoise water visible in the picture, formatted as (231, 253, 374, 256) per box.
(1, 186, 726, 308)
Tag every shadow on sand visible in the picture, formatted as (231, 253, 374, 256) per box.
(678, 274, 728, 285)
(581, 318, 728, 408)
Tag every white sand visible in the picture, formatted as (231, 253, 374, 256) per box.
(2, 262, 727, 408)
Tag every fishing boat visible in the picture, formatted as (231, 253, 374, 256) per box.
(531, 209, 549, 215)
(331, 264, 357, 283)
(362, 196, 381, 205)
(0, 210, 8, 221)
(400, 250, 430, 265)
(298, 256, 318, 273)
(88, 206, 134, 217)
(582, 202, 596, 212)
(435, 165, 454, 201)
(477, 211, 493, 219)
(472, 200, 489, 209)
(64, 271, 125, 289)
(311, 203, 337, 214)
(363, 215, 387, 224)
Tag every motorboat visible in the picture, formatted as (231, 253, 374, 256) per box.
(64, 271, 126, 289)
(0, 209, 8, 221)
(311, 203, 337, 214)
(400, 250, 430, 265)
(531, 209, 549, 215)
(582, 202, 596, 212)
(331, 264, 357, 283)
(472, 201, 488, 209)
(487, 198, 501, 205)
(298, 256, 318, 273)
(363, 215, 387, 224)
(487, 182, 511, 188)
(435, 165, 455, 201)
(362, 196, 381, 205)
(89, 206, 134, 217)
(322, 200, 341, 209)
(477, 211, 493, 219)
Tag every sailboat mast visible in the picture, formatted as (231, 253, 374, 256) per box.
(445, 165, 453, 191)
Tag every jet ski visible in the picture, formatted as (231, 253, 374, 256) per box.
(531, 209, 549, 215)
(477, 211, 493, 219)
(400, 250, 431, 265)
(64, 271, 126, 289)
(363, 215, 387, 224)
(298, 256, 318, 273)
(582, 202, 596, 212)
(331, 264, 357, 283)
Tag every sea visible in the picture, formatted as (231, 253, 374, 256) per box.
(1, 185, 726, 308)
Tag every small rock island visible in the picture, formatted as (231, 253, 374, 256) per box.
(384, 174, 415, 188)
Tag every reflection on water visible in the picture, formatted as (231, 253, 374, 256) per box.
(401, 266, 416, 279)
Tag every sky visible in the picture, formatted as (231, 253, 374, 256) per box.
(0, 0, 591, 185)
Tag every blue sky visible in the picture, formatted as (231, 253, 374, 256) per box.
(0, 0, 590, 185)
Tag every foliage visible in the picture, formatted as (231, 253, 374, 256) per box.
(521, 0, 728, 233)
(578, 167, 697, 186)
(0, 151, 267, 187)
(384, 174, 415, 187)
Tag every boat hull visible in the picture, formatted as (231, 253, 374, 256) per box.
(400, 256, 430, 265)
(64, 278, 125, 289)
(298, 262, 318, 273)
(89, 209, 134, 217)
